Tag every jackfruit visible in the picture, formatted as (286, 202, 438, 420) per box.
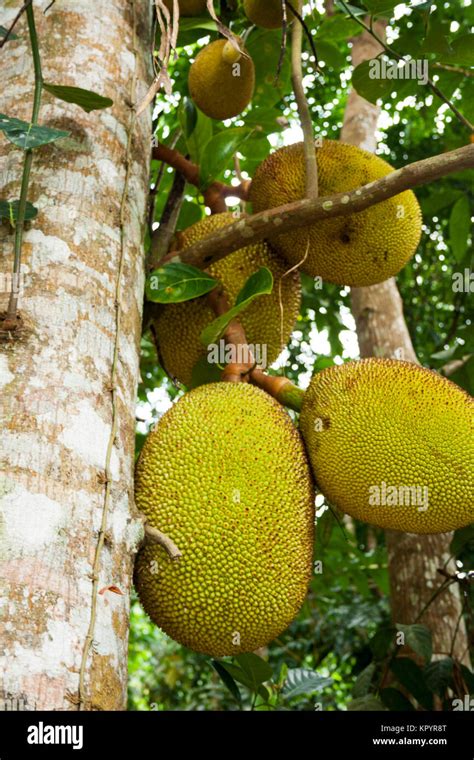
(249, 140, 422, 287)
(299, 358, 474, 534)
(134, 382, 315, 656)
(243, 0, 294, 28)
(163, 0, 207, 15)
(153, 212, 301, 387)
(188, 39, 255, 120)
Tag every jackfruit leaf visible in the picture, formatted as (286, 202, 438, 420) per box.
(236, 653, 273, 686)
(362, 0, 399, 14)
(177, 18, 217, 33)
(211, 661, 242, 707)
(180, 104, 212, 165)
(347, 696, 387, 710)
(316, 40, 347, 70)
(0, 114, 69, 150)
(449, 196, 471, 262)
(420, 186, 463, 216)
(146, 263, 217, 304)
(246, 30, 292, 109)
(244, 106, 285, 134)
(199, 267, 273, 347)
(43, 83, 113, 113)
(390, 658, 433, 710)
(351, 59, 393, 104)
(380, 687, 415, 711)
(395, 623, 432, 662)
(352, 662, 377, 698)
(420, 16, 452, 56)
(450, 525, 474, 556)
(334, 0, 366, 16)
(189, 355, 223, 390)
(216, 661, 269, 701)
(282, 668, 333, 699)
(0, 199, 38, 222)
(439, 34, 474, 67)
(315, 15, 363, 41)
(369, 625, 396, 660)
(0, 25, 19, 39)
(199, 128, 253, 189)
(178, 96, 198, 140)
(423, 658, 453, 696)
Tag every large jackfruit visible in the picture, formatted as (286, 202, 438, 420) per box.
(249, 140, 422, 287)
(243, 0, 294, 28)
(188, 39, 255, 120)
(299, 359, 474, 534)
(153, 213, 301, 387)
(134, 382, 315, 656)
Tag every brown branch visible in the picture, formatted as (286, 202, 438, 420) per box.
(439, 355, 472, 378)
(159, 144, 474, 270)
(152, 143, 250, 212)
(291, 0, 318, 198)
(144, 523, 182, 561)
(148, 169, 185, 272)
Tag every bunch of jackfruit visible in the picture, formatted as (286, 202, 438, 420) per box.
(134, 3, 473, 658)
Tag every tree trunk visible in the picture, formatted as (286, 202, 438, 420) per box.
(341, 26, 469, 663)
(0, 0, 152, 710)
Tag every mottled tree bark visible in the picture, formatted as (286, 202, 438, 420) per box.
(341, 26, 469, 664)
(0, 0, 152, 709)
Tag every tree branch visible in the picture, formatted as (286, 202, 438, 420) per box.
(144, 523, 182, 561)
(158, 144, 474, 270)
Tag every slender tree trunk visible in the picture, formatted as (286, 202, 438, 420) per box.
(0, 0, 152, 710)
(341, 26, 469, 663)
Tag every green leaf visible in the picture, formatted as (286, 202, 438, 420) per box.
(235, 654, 273, 686)
(199, 267, 273, 347)
(363, 0, 399, 16)
(43, 83, 113, 113)
(282, 668, 332, 699)
(211, 661, 242, 706)
(380, 687, 415, 711)
(0, 25, 18, 40)
(450, 525, 474, 556)
(178, 96, 197, 139)
(352, 662, 376, 698)
(316, 40, 347, 70)
(0, 199, 38, 222)
(316, 15, 363, 41)
(216, 661, 269, 700)
(439, 34, 474, 67)
(199, 128, 253, 189)
(347, 696, 387, 710)
(0, 114, 69, 150)
(449, 196, 471, 263)
(370, 626, 396, 660)
(396, 623, 432, 663)
(423, 658, 453, 697)
(420, 186, 463, 216)
(390, 658, 433, 710)
(246, 29, 292, 109)
(177, 17, 217, 33)
(180, 104, 213, 165)
(189, 355, 223, 389)
(146, 263, 217, 304)
(352, 59, 393, 105)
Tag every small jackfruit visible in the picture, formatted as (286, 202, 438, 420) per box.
(134, 382, 315, 656)
(188, 39, 255, 120)
(163, 0, 207, 15)
(153, 212, 301, 387)
(243, 0, 294, 28)
(249, 140, 422, 287)
(299, 359, 474, 534)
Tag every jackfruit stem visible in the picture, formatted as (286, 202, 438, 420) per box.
(144, 523, 182, 561)
(251, 370, 305, 412)
(291, 0, 318, 198)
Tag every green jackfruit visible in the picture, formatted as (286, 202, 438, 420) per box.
(299, 358, 474, 534)
(188, 39, 255, 120)
(249, 140, 422, 287)
(153, 212, 301, 387)
(243, 0, 294, 28)
(134, 382, 315, 656)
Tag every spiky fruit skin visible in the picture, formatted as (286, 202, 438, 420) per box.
(134, 383, 315, 657)
(188, 39, 255, 120)
(163, 0, 207, 15)
(243, 0, 293, 28)
(299, 359, 474, 534)
(153, 213, 301, 387)
(249, 140, 422, 287)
